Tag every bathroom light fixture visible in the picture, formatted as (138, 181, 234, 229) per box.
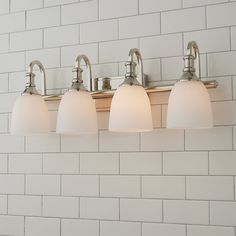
(109, 48, 153, 132)
(11, 61, 49, 135)
(167, 41, 213, 129)
(10, 45, 218, 136)
(56, 55, 98, 134)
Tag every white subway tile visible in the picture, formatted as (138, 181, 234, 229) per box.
(185, 127, 233, 150)
(0, 215, 24, 236)
(26, 175, 60, 195)
(163, 152, 208, 175)
(10, 29, 42, 51)
(43, 153, 79, 174)
(208, 51, 236, 76)
(99, 131, 139, 152)
(184, 28, 230, 53)
(26, 48, 60, 69)
(0, 73, 8, 94)
(61, 134, 98, 152)
(143, 59, 161, 82)
(99, 39, 138, 63)
(0, 52, 24, 73)
(25, 217, 60, 236)
(44, 25, 79, 48)
(0, 0, 9, 14)
(164, 200, 209, 224)
(0, 174, 24, 194)
(139, 0, 181, 14)
(120, 152, 162, 175)
(142, 176, 185, 199)
(61, 219, 99, 236)
(207, 2, 236, 28)
(0, 195, 7, 214)
(161, 56, 183, 81)
(184, 0, 228, 7)
(162, 7, 205, 34)
(0, 34, 9, 53)
(187, 176, 234, 200)
(0, 12, 25, 34)
(120, 199, 162, 222)
(43, 196, 79, 218)
(0, 154, 8, 173)
(0, 134, 24, 153)
(80, 198, 119, 220)
(187, 225, 235, 236)
(210, 201, 236, 226)
(80, 19, 118, 43)
(62, 1, 97, 25)
(61, 43, 98, 66)
(26, 134, 60, 152)
(11, 0, 43, 12)
(100, 176, 140, 198)
(27, 7, 60, 29)
(212, 101, 236, 125)
(62, 175, 99, 197)
(119, 13, 160, 39)
(100, 221, 141, 236)
(142, 223, 186, 236)
(140, 34, 182, 59)
(9, 153, 42, 174)
(8, 195, 41, 216)
(210, 151, 236, 175)
(44, 0, 77, 7)
(234, 126, 236, 150)
(80, 153, 119, 174)
(141, 129, 184, 151)
(9, 71, 26, 92)
(99, 0, 138, 19)
(231, 26, 236, 50)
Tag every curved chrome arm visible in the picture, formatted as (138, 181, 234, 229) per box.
(127, 48, 145, 86)
(25, 60, 47, 95)
(73, 54, 93, 91)
(186, 41, 201, 79)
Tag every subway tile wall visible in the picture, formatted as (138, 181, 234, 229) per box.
(0, 0, 235, 235)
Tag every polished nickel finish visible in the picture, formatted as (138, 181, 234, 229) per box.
(24, 60, 46, 95)
(70, 54, 92, 91)
(181, 41, 201, 81)
(121, 48, 144, 87)
(24, 45, 218, 112)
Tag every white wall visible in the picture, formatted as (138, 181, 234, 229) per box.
(0, 0, 235, 235)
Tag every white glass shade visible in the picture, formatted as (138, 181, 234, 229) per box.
(56, 90, 97, 134)
(11, 94, 49, 134)
(167, 80, 213, 129)
(109, 85, 153, 132)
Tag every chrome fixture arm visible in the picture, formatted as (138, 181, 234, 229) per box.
(24, 60, 46, 95)
(71, 54, 92, 91)
(183, 41, 201, 80)
(123, 48, 145, 86)
(128, 48, 144, 85)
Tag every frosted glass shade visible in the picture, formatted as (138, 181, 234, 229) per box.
(167, 80, 213, 129)
(109, 85, 153, 132)
(56, 90, 97, 134)
(11, 94, 49, 135)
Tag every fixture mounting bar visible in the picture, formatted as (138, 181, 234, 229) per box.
(43, 78, 218, 112)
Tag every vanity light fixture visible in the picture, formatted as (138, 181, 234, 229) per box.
(10, 43, 218, 136)
(56, 55, 98, 134)
(167, 41, 213, 129)
(109, 48, 153, 132)
(11, 61, 49, 135)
